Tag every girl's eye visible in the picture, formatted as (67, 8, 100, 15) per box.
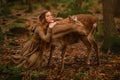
(47, 15, 50, 17)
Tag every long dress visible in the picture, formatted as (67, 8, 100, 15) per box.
(11, 23, 52, 70)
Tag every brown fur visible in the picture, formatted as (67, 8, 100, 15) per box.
(47, 14, 100, 73)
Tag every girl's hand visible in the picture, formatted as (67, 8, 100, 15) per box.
(49, 22, 57, 28)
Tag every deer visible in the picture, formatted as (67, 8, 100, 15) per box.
(46, 14, 100, 73)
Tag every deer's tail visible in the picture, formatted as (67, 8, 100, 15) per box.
(90, 22, 97, 35)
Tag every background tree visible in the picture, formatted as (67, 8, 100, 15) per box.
(26, 0, 33, 12)
(101, 0, 117, 53)
(114, 0, 120, 18)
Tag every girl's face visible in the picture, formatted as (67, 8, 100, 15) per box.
(45, 11, 54, 23)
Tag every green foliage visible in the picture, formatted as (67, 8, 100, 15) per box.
(57, 8, 91, 18)
(72, 71, 86, 80)
(33, 3, 41, 10)
(8, 23, 26, 29)
(94, 8, 101, 14)
(0, 65, 22, 80)
(10, 2, 27, 10)
(94, 22, 104, 41)
(57, 9, 91, 18)
(0, 6, 11, 16)
(51, 2, 59, 9)
(15, 19, 27, 23)
(110, 35, 120, 53)
(31, 70, 48, 79)
(0, 65, 21, 74)
(101, 35, 120, 53)
(57, 0, 93, 18)
(8, 23, 26, 36)
(49, 0, 75, 3)
(112, 72, 120, 80)
(72, 70, 100, 80)
(82, 0, 94, 10)
(98, 0, 103, 3)
(9, 41, 19, 46)
(41, 3, 51, 10)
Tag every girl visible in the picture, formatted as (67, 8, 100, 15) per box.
(11, 10, 57, 69)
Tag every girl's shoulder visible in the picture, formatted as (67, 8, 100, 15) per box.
(34, 24, 43, 32)
(28, 23, 40, 33)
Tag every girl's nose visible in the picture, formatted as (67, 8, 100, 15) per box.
(50, 16, 53, 19)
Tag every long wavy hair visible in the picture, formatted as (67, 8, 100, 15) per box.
(39, 10, 49, 24)
(39, 10, 51, 50)
(39, 10, 50, 33)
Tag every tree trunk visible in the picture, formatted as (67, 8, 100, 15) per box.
(26, 0, 33, 12)
(0, 0, 6, 6)
(101, 0, 117, 53)
(114, 0, 120, 17)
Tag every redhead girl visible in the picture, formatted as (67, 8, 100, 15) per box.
(11, 10, 57, 69)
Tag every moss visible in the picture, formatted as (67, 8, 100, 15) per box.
(51, 3, 58, 9)
(31, 70, 48, 79)
(0, 65, 22, 80)
(41, 3, 51, 10)
(57, 9, 91, 18)
(8, 23, 26, 29)
(9, 41, 19, 46)
(101, 35, 120, 53)
(72, 70, 101, 80)
(0, 6, 12, 16)
(110, 36, 120, 53)
(112, 72, 120, 80)
(15, 18, 28, 23)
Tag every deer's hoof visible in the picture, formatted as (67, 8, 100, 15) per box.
(87, 61, 90, 65)
(58, 69, 64, 74)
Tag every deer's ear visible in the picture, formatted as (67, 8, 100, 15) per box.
(68, 16, 72, 20)
(74, 16, 78, 21)
(69, 16, 78, 22)
(69, 16, 75, 22)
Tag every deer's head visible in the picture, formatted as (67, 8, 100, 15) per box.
(69, 16, 84, 27)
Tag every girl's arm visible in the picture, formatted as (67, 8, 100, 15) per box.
(36, 26, 52, 42)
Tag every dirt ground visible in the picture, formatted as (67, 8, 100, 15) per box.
(0, 34, 120, 80)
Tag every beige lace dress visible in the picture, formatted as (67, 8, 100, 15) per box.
(11, 23, 52, 69)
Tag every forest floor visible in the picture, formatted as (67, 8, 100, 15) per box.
(0, 9, 120, 80)
(0, 34, 120, 80)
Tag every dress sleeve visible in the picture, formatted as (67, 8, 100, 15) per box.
(36, 26, 52, 42)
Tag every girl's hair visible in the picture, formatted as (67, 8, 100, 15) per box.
(39, 10, 49, 24)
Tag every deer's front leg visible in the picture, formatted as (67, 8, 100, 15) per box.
(47, 45, 55, 66)
(60, 44, 67, 73)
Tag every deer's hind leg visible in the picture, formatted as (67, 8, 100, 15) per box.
(80, 36, 92, 65)
(89, 37, 100, 65)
